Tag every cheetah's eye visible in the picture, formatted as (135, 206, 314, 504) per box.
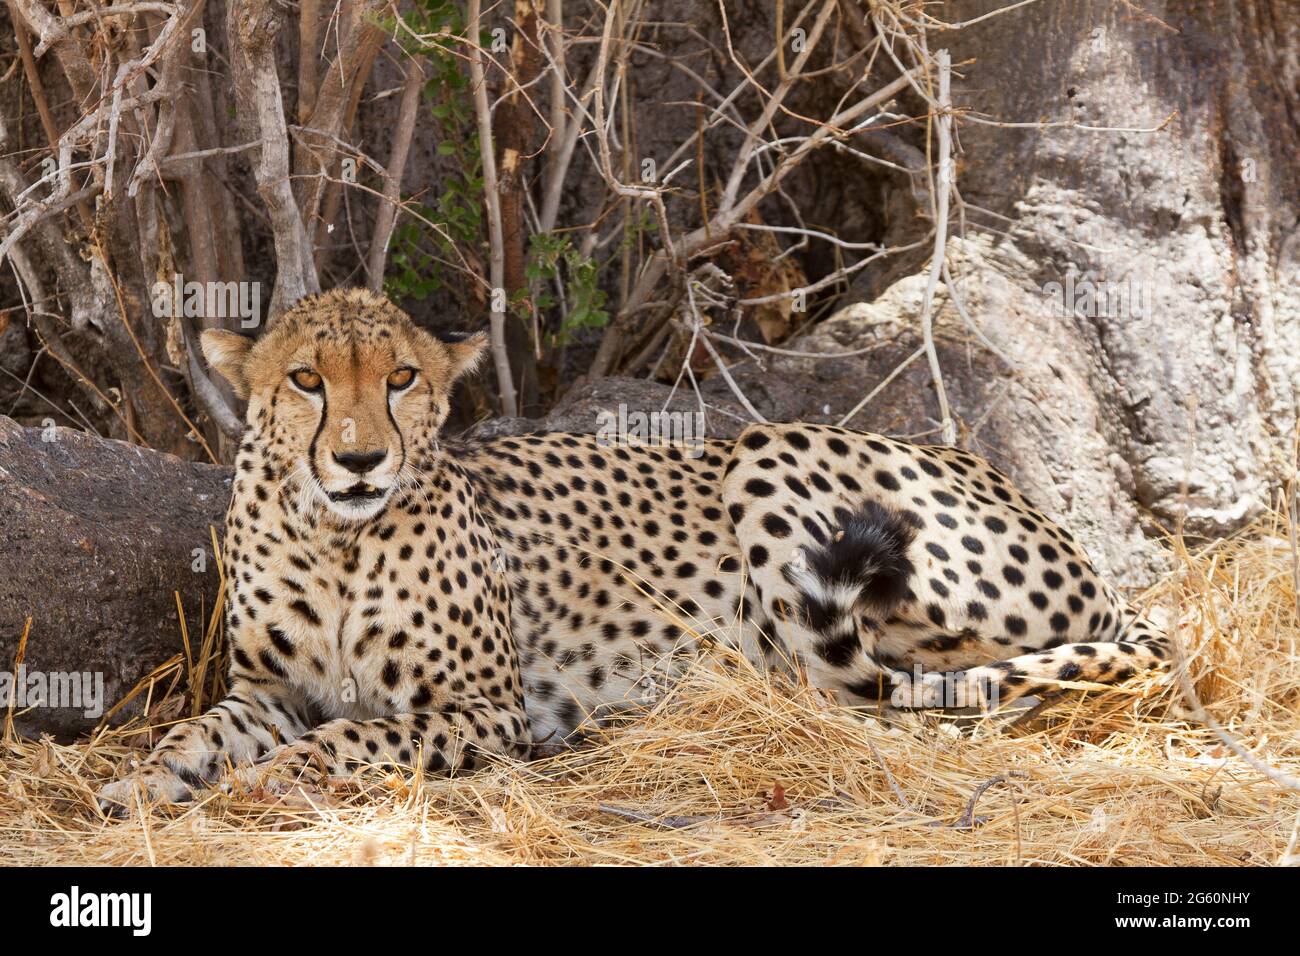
(387, 367, 416, 390)
(290, 369, 323, 392)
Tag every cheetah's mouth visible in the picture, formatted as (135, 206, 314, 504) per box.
(327, 483, 389, 503)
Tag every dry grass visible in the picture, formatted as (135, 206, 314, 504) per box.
(2, 516, 1299, 867)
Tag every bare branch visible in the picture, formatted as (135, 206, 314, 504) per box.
(918, 48, 955, 445)
(298, 0, 322, 123)
(294, 0, 386, 242)
(366, 56, 425, 292)
(229, 0, 320, 317)
(587, 61, 920, 377)
(468, 0, 518, 417)
(180, 320, 246, 438)
(6, 0, 95, 96)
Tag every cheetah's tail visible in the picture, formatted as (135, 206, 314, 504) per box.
(782, 502, 916, 650)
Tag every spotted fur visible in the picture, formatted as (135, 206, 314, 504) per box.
(98, 289, 1171, 811)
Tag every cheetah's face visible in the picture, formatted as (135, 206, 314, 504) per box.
(201, 289, 484, 522)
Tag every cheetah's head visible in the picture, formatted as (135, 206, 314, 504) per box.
(201, 288, 485, 522)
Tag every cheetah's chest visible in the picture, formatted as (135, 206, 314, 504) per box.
(235, 529, 442, 720)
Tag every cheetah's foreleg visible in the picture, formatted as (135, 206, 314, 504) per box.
(227, 697, 532, 791)
(97, 680, 316, 814)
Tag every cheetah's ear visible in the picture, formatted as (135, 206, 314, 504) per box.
(439, 329, 489, 383)
(200, 329, 254, 399)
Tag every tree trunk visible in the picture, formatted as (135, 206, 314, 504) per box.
(496, 0, 544, 416)
(825, 0, 1300, 583)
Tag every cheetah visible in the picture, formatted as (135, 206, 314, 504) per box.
(97, 289, 1172, 811)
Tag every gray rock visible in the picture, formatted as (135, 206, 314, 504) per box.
(0, 417, 230, 740)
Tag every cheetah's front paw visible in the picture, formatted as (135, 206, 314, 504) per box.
(221, 742, 323, 795)
(97, 766, 195, 817)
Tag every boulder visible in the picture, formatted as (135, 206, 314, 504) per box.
(0, 418, 229, 740)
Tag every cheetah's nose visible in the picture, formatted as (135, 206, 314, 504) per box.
(333, 449, 388, 474)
